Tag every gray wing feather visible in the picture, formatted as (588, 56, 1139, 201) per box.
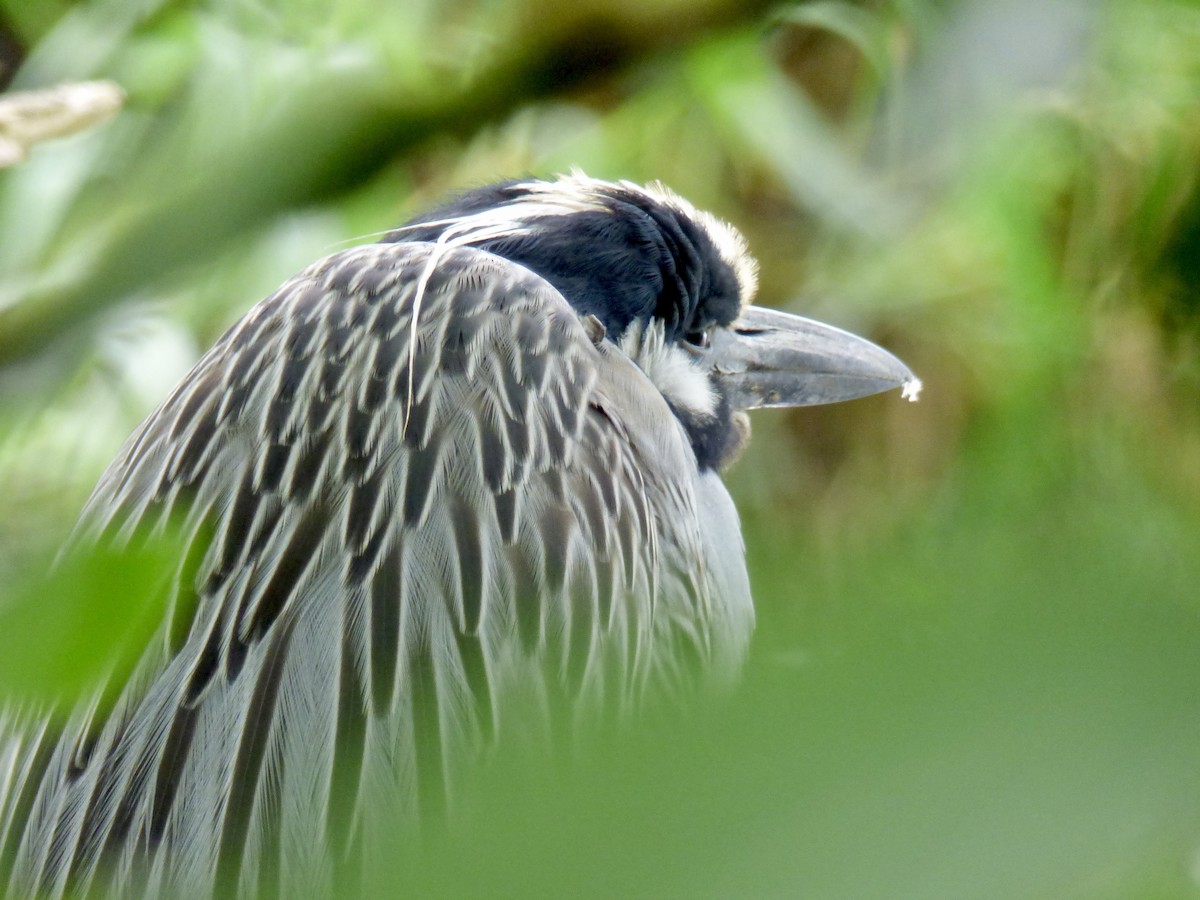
(1, 242, 750, 898)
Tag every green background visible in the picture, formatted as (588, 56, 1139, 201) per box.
(2, 0, 1199, 896)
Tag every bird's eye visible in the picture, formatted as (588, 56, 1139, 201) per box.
(684, 329, 710, 350)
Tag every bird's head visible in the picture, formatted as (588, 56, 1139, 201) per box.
(388, 172, 920, 470)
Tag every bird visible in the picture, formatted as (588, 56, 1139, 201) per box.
(0, 172, 919, 898)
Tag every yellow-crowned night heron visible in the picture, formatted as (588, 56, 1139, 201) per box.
(0, 174, 918, 897)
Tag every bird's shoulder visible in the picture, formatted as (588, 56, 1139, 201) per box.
(75, 240, 703, 693)
(84, 241, 596, 522)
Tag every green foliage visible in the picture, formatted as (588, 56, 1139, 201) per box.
(0, 528, 180, 705)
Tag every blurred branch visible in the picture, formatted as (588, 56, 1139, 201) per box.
(0, 79, 122, 166)
(0, 0, 773, 372)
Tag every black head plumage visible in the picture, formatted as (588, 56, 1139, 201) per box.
(386, 177, 746, 348)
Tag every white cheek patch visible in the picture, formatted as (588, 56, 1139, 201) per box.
(619, 321, 718, 420)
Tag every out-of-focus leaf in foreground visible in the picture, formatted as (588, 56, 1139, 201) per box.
(370, 421, 1200, 899)
(0, 529, 180, 705)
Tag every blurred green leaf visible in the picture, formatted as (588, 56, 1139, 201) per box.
(369, 418, 1200, 899)
(691, 29, 909, 234)
(776, 1, 893, 76)
(0, 528, 179, 705)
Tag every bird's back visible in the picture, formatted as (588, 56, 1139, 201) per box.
(0, 241, 753, 897)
